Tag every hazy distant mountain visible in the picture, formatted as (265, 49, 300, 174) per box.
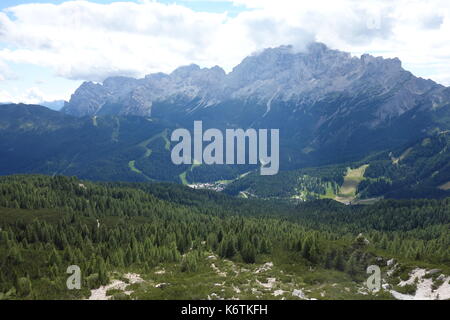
(1, 100, 66, 111)
(40, 100, 66, 111)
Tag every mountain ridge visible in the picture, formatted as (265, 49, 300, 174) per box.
(61, 42, 450, 169)
(62, 42, 448, 122)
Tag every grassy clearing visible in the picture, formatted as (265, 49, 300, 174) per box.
(438, 181, 450, 190)
(335, 165, 368, 204)
(128, 160, 152, 181)
(215, 171, 252, 185)
(128, 160, 142, 174)
(179, 172, 188, 185)
(161, 129, 171, 151)
(128, 129, 170, 177)
(319, 182, 338, 200)
(137, 129, 170, 151)
(391, 147, 412, 165)
(179, 160, 202, 185)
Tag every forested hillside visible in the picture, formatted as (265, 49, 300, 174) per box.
(0, 175, 448, 300)
(221, 132, 450, 202)
(1, 104, 449, 202)
(360, 132, 450, 199)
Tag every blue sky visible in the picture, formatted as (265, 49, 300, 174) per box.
(0, 0, 132, 10)
(1, 0, 450, 104)
(0, 0, 244, 13)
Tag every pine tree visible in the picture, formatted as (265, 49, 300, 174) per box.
(345, 252, 360, 277)
(333, 250, 345, 271)
(241, 242, 257, 264)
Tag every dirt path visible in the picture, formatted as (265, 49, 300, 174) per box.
(88, 273, 143, 300)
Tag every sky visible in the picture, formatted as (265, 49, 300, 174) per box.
(1, 0, 450, 104)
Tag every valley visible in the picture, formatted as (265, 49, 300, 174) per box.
(2, 100, 449, 202)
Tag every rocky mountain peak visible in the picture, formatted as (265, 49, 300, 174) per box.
(62, 42, 446, 120)
(170, 64, 202, 78)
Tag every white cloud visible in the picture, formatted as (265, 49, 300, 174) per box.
(0, 1, 225, 80)
(0, 0, 449, 85)
(0, 86, 65, 104)
(0, 89, 14, 102)
(0, 59, 17, 81)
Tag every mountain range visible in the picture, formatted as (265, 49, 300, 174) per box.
(1, 42, 450, 201)
(63, 43, 450, 167)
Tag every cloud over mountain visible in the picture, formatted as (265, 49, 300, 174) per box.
(0, 0, 449, 85)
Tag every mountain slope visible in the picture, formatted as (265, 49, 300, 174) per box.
(360, 131, 450, 199)
(63, 43, 450, 169)
(0, 104, 185, 182)
(220, 132, 450, 201)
